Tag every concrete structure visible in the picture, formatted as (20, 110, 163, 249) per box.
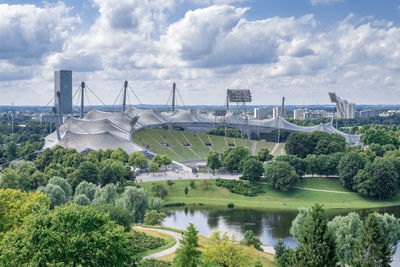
(356, 109, 376, 118)
(272, 107, 286, 118)
(254, 107, 268, 119)
(54, 70, 72, 115)
(328, 92, 355, 119)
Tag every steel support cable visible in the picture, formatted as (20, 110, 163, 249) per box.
(86, 85, 106, 106)
(176, 87, 185, 106)
(112, 86, 124, 107)
(128, 85, 142, 105)
(166, 87, 172, 106)
(12, 95, 55, 145)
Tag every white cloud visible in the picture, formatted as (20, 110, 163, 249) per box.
(3, 1, 400, 105)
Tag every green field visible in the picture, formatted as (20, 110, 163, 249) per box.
(132, 128, 283, 162)
(139, 178, 400, 210)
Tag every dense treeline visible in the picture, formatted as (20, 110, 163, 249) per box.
(207, 127, 245, 138)
(275, 203, 400, 266)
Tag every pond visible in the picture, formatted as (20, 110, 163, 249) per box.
(162, 205, 400, 265)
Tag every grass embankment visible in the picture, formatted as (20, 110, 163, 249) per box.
(133, 226, 177, 257)
(132, 128, 284, 162)
(299, 177, 351, 192)
(139, 178, 400, 210)
(141, 226, 276, 266)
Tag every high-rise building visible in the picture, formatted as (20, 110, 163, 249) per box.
(54, 70, 72, 115)
(254, 107, 268, 119)
(273, 106, 287, 118)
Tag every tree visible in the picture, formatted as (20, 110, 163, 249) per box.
(304, 154, 320, 176)
(202, 231, 251, 267)
(275, 155, 306, 178)
(0, 204, 134, 266)
(374, 212, 400, 256)
(207, 151, 221, 172)
(92, 183, 118, 205)
(128, 151, 148, 168)
(38, 184, 67, 208)
(143, 210, 166, 225)
(73, 194, 91, 206)
(0, 189, 50, 239)
(265, 161, 299, 192)
(149, 160, 159, 175)
(95, 204, 132, 231)
(74, 161, 100, 187)
(293, 204, 337, 266)
(153, 154, 172, 171)
(354, 157, 398, 199)
(241, 157, 264, 183)
(151, 184, 168, 198)
(257, 147, 273, 162)
(289, 208, 309, 242)
(110, 147, 129, 163)
(354, 213, 392, 267)
(47, 176, 72, 199)
(222, 147, 250, 172)
(184, 186, 189, 197)
(99, 159, 125, 185)
(119, 186, 149, 223)
(361, 129, 398, 147)
(274, 239, 293, 267)
(328, 212, 364, 265)
(241, 230, 263, 251)
(337, 152, 366, 189)
(74, 181, 97, 201)
(174, 223, 201, 267)
(166, 180, 175, 189)
(5, 141, 18, 160)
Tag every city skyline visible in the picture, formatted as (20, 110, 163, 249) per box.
(1, 0, 400, 106)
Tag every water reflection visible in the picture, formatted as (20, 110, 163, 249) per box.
(163, 205, 400, 265)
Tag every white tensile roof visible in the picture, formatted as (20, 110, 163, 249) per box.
(44, 107, 362, 153)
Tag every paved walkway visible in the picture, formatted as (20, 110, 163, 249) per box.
(293, 186, 359, 194)
(261, 245, 276, 254)
(134, 226, 182, 259)
(136, 171, 240, 183)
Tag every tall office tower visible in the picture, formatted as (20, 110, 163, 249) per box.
(54, 70, 72, 115)
(273, 107, 287, 118)
(346, 102, 355, 119)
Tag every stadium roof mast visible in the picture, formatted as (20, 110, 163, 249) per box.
(172, 82, 176, 112)
(277, 96, 285, 143)
(226, 89, 252, 150)
(80, 81, 85, 119)
(122, 80, 128, 112)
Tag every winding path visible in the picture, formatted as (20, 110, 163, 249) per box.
(135, 226, 182, 259)
(135, 226, 276, 258)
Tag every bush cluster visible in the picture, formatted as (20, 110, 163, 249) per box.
(215, 179, 263, 197)
(129, 230, 166, 253)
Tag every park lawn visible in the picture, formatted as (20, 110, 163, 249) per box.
(299, 177, 351, 192)
(132, 226, 176, 257)
(139, 179, 400, 210)
(139, 226, 277, 266)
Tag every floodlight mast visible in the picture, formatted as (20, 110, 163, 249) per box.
(226, 89, 252, 150)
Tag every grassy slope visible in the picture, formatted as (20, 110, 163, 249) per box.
(139, 179, 400, 210)
(141, 226, 276, 266)
(300, 177, 350, 192)
(132, 128, 285, 162)
(133, 227, 176, 257)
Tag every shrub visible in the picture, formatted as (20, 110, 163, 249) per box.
(143, 210, 167, 225)
(215, 179, 264, 197)
(227, 203, 234, 208)
(163, 202, 185, 207)
(190, 180, 196, 188)
(138, 259, 172, 267)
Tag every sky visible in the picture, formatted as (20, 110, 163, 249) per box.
(1, 0, 400, 106)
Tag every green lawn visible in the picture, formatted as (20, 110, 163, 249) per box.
(139, 179, 400, 211)
(300, 177, 350, 192)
